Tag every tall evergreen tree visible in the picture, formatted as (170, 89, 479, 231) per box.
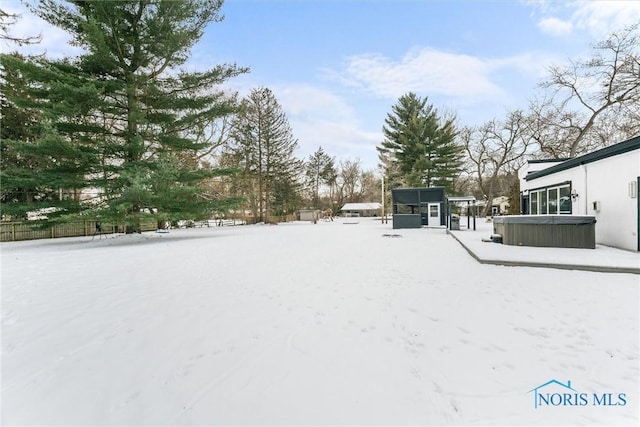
(1, 55, 101, 219)
(229, 87, 302, 222)
(1, 0, 246, 227)
(1, 54, 45, 208)
(377, 92, 462, 193)
(305, 146, 335, 208)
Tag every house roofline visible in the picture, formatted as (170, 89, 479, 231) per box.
(392, 186, 446, 191)
(528, 158, 570, 164)
(525, 135, 640, 181)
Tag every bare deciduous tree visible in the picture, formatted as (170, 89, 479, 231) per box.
(338, 159, 361, 203)
(462, 110, 531, 216)
(326, 159, 380, 209)
(530, 23, 640, 157)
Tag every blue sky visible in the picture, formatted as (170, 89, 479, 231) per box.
(4, 0, 640, 170)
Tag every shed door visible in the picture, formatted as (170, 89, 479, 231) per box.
(427, 203, 442, 226)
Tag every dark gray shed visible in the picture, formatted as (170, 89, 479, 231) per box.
(391, 187, 446, 229)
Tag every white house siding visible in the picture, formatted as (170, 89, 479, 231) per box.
(521, 148, 640, 252)
(585, 150, 638, 251)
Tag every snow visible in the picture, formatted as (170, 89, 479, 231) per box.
(1, 218, 638, 425)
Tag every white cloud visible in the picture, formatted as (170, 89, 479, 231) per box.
(291, 118, 381, 167)
(271, 84, 382, 168)
(314, 46, 573, 153)
(489, 50, 565, 80)
(572, 1, 640, 35)
(533, 1, 640, 37)
(537, 17, 574, 36)
(275, 84, 356, 121)
(326, 48, 504, 103)
(323, 47, 559, 113)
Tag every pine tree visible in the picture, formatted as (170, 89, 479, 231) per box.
(229, 87, 303, 222)
(1, 55, 102, 219)
(305, 146, 335, 208)
(1, 0, 247, 227)
(377, 92, 462, 193)
(1, 54, 43, 209)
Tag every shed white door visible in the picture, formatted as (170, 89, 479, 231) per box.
(427, 203, 442, 226)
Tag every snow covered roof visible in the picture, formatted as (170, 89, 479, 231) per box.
(340, 202, 382, 211)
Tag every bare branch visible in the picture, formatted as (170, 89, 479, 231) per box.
(534, 23, 640, 157)
(0, 8, 42, 46)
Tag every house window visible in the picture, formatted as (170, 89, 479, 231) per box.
(548, 188, 558, 214)
(528, 183, 572, 214)
(530, 191, 539, 214)
(540, 190, 548, 215)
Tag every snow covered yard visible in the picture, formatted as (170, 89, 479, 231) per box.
(1, 218, 638, 426)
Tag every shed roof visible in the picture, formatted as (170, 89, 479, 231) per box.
(447, 196, 476, 203)
(340, 202, 382, 211)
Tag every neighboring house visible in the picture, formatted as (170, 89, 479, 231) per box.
(474, 197, 509, 216)
(491, 196, 510, 215)
(339, 202, 382, 217)
(519, 136, 640, 251)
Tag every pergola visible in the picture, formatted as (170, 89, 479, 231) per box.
(447, 196, 477, 230)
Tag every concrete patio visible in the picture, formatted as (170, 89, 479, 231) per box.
(448, 217, 640, 274)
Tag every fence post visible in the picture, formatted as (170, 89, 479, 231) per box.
(12, 223, 16, 241)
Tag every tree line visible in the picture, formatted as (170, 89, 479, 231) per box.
(0, 1, 381, 226)
(1, 3, 638, 224)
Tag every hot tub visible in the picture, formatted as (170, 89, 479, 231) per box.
(492, 215, 596, 249)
